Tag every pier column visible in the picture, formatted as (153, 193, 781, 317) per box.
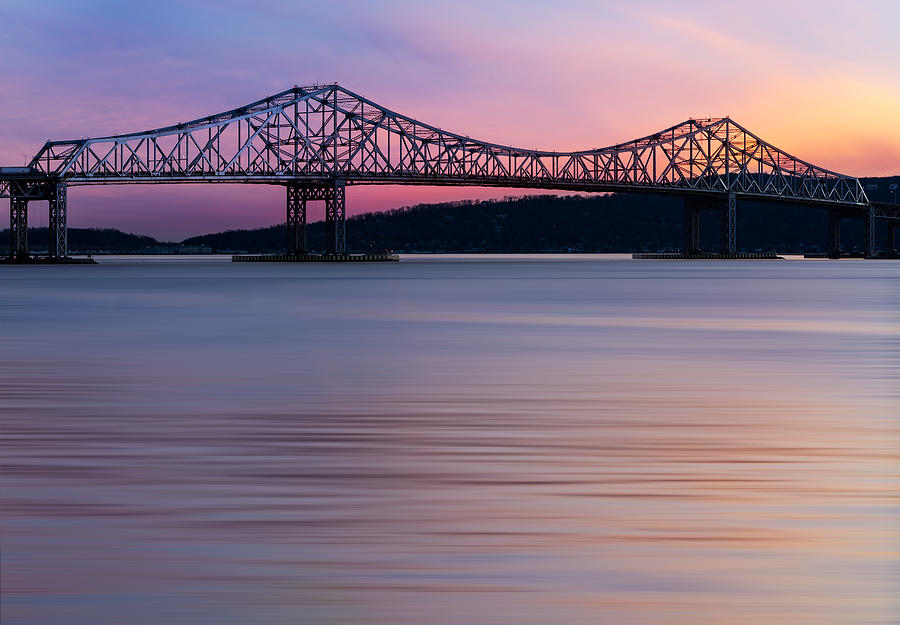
(9, 196, 28, 261)
(719, 193, 736, 256)
(889, 223, 897, 255)
(325, 180, 346, 255)
(48, 183, 67, 259)
(682, 200, 700, 255)
(286, 184, 307, 255)
(864, 206, 876, 258)
(828, 210, 841, 258)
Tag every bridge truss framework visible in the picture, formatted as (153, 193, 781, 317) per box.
(2, 83, 898, 260)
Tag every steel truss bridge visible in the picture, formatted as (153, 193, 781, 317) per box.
(2, 83, 898, 261)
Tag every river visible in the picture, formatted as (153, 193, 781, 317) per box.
(1, 255, 897, 624)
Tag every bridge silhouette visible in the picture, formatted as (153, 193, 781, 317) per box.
(2, 83, 898, 261)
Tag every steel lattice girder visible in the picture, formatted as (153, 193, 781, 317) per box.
(871, 202, 900, 220)
(1, 179, 52, 199)
(25, 84, 868, 207)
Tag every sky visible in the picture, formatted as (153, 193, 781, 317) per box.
(1, 0, 899, 240)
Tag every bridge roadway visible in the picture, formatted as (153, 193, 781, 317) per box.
(1, 83, 898, 261)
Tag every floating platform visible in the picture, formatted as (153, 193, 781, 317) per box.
(632, 252, 782, 260)
(0, 256, 97, 265)
(233, 253, 399, 263)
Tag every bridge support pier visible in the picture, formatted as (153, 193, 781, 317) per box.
(889, 223, 897, 255)
(683, 194, 735, 256)
(325, 180, 346, 255)
(9, 197, 28, 261)
(48, 183, 67, 259)
(286, 184, 307, 255)
(828, 208, 879, 258)
(719, 193, 736, 256)
(865, 206, 876, 258)
(828, 209, 842, 258)
(683, 201, 701, 255)
(283, 180, 346, 255)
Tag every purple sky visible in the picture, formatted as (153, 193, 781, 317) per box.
(2, 1, 898, 240)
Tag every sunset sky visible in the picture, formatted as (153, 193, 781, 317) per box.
(2, 0, 898, 240)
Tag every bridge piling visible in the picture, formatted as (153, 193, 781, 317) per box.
(48, 183, 67, 259)
(286, 184, 307, 254)
(9, 197, 28, 261)
(889, 223, 897, 255)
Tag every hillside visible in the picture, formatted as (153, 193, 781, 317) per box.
(185, 182, 899, 254)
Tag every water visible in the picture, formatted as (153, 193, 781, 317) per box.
(1, 255, 898, 625)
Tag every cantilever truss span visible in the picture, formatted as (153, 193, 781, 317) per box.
(5, 83, 896, 261)
(27, 84, 867, 205)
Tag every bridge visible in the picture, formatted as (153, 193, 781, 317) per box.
(2, 83, 898, 261)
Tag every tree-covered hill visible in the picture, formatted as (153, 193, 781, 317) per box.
(0, 227, 162, 252)
(185, 186, 896, 254)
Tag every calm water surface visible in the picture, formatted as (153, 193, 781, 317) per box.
(1, 255, 898, 624)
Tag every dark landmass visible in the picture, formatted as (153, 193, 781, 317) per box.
(4, 176, 897, 254)
(0, 227, 165, 254)
(186, 175, 898, 254)
(861, 176, 900, 203)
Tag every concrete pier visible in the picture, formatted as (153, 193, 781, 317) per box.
(633, 252, 780, 260)
(233, 253, 398, 263)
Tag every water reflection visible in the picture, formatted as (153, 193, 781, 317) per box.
(1, 256, 898, 624)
